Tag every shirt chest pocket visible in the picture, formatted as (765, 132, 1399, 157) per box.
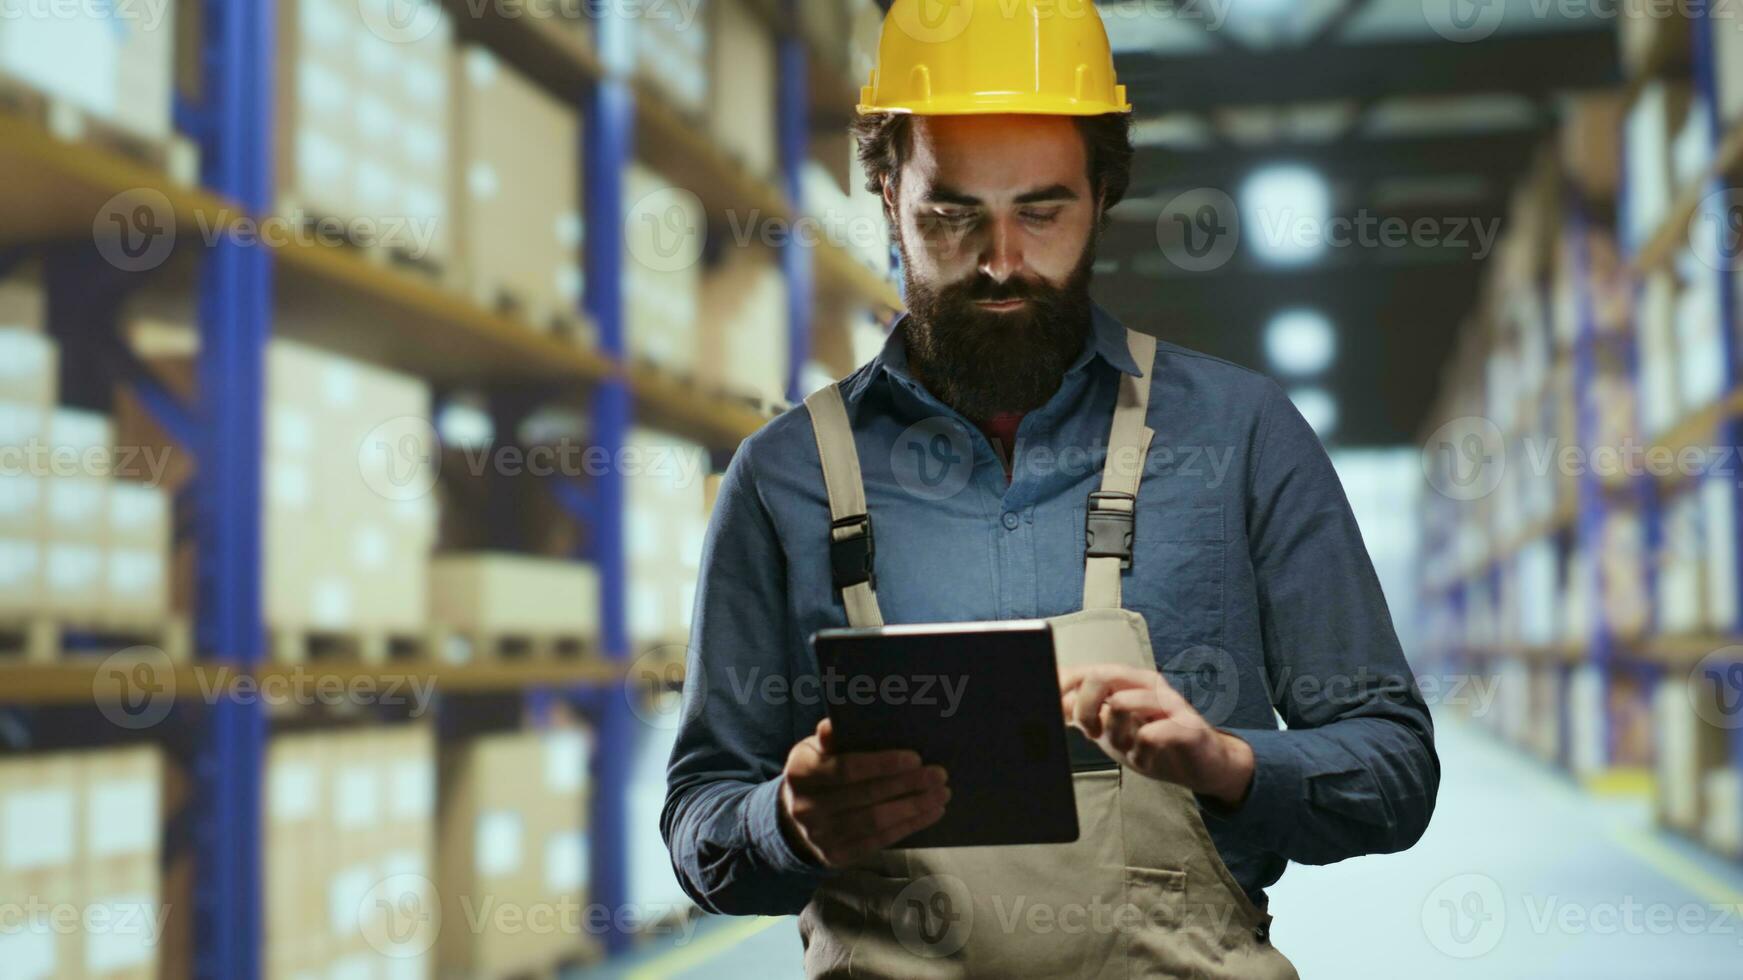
(1074, 502, 1226, 664)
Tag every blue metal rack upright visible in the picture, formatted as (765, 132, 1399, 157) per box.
(583, 5, 635, 955)
(191, 0, 275, 976)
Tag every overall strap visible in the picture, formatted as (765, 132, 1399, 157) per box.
(803, 385, 885, 627)
(1083, 329, 1159, 610)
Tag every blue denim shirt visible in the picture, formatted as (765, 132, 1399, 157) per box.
(662, 304, 1439, 915)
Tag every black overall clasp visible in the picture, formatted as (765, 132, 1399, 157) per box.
(830, 514, 876, 591)
(1085, 491, 1135, 569)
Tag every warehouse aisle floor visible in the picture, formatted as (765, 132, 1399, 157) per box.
(581, 713, 1743, 979)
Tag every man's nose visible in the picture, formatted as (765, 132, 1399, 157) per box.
(978, 215, 1023, 283)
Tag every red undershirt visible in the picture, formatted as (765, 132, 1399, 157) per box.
(978, 412, 1026, 482)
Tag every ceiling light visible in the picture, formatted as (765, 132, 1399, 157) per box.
(1289, 387, 1339, 438)
(1265, 309, 1337, 376)
(1241, 165, 1330, 266)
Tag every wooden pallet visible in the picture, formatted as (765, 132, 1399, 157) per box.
(276, 196, 457, 288)
(470, 279, 588, 338)
(429, 627, 595, 665)
(269, 624, 443, 665)
(0, 70, 200, 184)
(0, 614, 191, 664)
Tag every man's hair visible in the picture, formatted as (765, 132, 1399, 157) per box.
(849, 111, 1136, 225)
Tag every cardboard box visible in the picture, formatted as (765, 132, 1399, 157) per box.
(0, 1, 177, 141)
(263, 339, 434, 635)
(697, 246, 789, 404)
(0, 754, 85, 978)
(429, 554, 600, 638)
(438, 730, 594, 977)
(707, 0, 776, 178)
(277, 0, 452, 264)
(451, 45, 582, 327)
(0, 272, 45, 332)
(623, 164, 700, 373)
(0, 328, 56, 406)
(1624, 81, 1693, 252)
(1561, 94, 1625, 201)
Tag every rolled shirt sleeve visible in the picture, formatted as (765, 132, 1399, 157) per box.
(660, 443, 829, 916)
(1203, 383, 1441, 864)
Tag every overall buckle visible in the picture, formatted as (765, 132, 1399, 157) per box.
(1085, 491, 1135, 569)
(830, 514, 876, 591)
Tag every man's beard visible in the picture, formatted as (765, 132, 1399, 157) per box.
(897, 234, 1097, 423)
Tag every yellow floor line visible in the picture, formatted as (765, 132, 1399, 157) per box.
(624, 916, 788, 980)
(1607, 825, 1743, 908)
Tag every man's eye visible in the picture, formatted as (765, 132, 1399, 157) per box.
(933, 210, 977, 227)
(1020, 209, 1061, 225)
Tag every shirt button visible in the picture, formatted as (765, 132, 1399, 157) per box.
(1002, 512, 1020, 530)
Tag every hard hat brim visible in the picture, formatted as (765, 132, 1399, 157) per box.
(855, 94, 1133, 117)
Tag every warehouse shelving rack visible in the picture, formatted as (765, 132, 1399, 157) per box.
(1420, 4, 1743, 854)
(0, 1, 901, 976)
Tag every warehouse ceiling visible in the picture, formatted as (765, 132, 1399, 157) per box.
(872, 0, 1625, 445)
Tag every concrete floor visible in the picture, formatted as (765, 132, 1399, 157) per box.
(585, 712, 1743, 979)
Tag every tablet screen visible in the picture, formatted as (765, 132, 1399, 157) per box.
(812, 620, 1080, 849)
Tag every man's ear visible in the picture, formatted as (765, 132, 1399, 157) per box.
(881, 176, 897, 221)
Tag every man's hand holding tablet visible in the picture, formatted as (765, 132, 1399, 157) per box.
(776, 717, 952, 868)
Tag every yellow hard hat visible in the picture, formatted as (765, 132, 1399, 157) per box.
(858, 0, 1132, 116)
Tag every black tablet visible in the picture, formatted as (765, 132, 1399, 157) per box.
(811, 620, 1081, 849)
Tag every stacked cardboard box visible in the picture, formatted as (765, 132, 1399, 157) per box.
(0, 747, 164, 979)
(802, 155, 893, 276)
(429, 554, 600, 652)
(451, 45, 583, 328)
(624, 165, 702, 375)
(697, 246, 789, 405)
(1653, 679, 1731, 836)
(1705, 768, 1742, 857)
(1717, 5, 1743, 125)
(706, 0, 777, 178)
(1672, 252, 1725, 412)
(437, 728, 595, 978)
(624, 429, 707, 653)
(633, 2, 709, 116)
(265, 339, 436, 639)
(277, 0, 452, 265)
(1638, 269, 1680, 436)
(266, 726, 436, 980)
(0, 1, 176, 141)
(1623, 81, 1693, 253)
(0, 276, 173, 629)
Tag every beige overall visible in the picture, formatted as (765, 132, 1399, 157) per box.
(795, 329, 1299, 979)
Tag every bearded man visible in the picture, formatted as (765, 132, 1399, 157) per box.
(662, 3, 1438, 976)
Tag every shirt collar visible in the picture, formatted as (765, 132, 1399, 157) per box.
(865, 300, 1141, 399)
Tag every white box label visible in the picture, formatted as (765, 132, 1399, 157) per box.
(4, 789, 75, 869)
(87, 778, 156, 857)
(334, 766, 380, 829)
(544, 830, 588, 894)
(475, 810, 523, 879)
